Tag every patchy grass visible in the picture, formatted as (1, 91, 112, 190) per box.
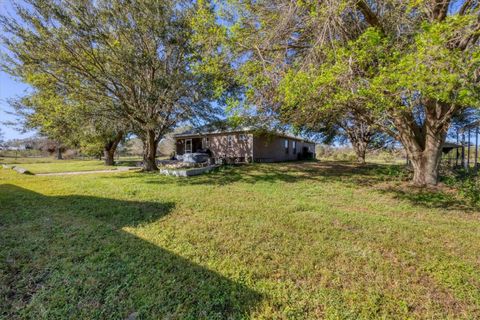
(0, 158, 140, 174)
(0, 157, 57, 164)
(1, 161, 479, 319)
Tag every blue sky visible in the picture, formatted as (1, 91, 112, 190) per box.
(0, 0, 35, 140)
(0, 72, 34, 140)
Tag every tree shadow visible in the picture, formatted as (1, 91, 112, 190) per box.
(147, 161, 404, 187)
(0, 184, 262, 319)
(377, 185, 472, 212)
(143, 161, 472, 211)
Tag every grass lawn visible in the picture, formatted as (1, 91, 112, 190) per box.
(0, 157, 141, 174)
(1, 161, 479, 319)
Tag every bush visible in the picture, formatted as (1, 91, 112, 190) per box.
(380, 151, 396, 163)
(62, 149, 78, 160)
(331, 150, 357, 162)
(442, 170, 480, 207)
(315, 144, 334, 159)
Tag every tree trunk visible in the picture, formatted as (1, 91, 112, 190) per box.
(56, 144, 63, 160)
(143, 130, 159, 171)
(352, 140, 367, 164)
(395, 102, 452, 187)
(103, 131, 123, 166)
(409, 146, 444, 186)
(343, 120, 370, 165)
(104, 148, 115, 166)
(402, 126, 446, 187)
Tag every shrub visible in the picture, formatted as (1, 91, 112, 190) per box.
(442, 170, 480, 207)
(380, 151, 396, 163)
(62, 149, 78, 160)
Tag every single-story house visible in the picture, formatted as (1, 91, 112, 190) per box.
(174, 128, 316, 163)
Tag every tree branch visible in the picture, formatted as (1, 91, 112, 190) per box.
(356, 0, 384, 33)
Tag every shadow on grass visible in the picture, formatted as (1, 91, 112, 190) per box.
(143, 161, 471, 211)
(115, 160, 141, 167)
(146, 161, 406, 187)
(0, 184, 262, 319)
(378, 186, 471, 211)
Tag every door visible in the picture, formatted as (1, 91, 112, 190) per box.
(185, 139, 192, 153)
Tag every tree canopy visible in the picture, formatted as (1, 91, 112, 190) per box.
(219, 0, 480, 185)
(1, 0, 227, 170)
(1, 0, 479, 184)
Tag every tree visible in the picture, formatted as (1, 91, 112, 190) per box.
(277, 87, 390, 164)
(321, 116, 392, 165)
(221, 0, 480, 186)
(0, 127, 4, 146)
(77, 119, 125, 165)
(1, 0, 222, 171)
(9, 72, 126, 164)
(11, 84, 81, 160)
(123, 137, 144, 157)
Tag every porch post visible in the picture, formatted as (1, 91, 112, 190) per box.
(476, 127, 479, 173)
(456, 130, 459, 167)
(468, 129, 471, 170)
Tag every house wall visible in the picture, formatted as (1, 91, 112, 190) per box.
(207, 133, 253, 160)
(176, 133, 253, 161)
(252, 135, 315, 162)
(175, 132, 315, 162)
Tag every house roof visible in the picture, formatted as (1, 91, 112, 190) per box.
(442, 142, 463, 154)
(174, 125, 253, 137)
(443, 142, 462, 149)
(174, 126, 316, 144)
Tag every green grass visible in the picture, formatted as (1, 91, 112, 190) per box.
(0, 157, 140, 174)
(1, 161, 479, 319)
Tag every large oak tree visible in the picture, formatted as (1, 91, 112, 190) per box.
(222, 0, 480, 186)
(1, 0, 222, 170)
(9, 71, 126, 164)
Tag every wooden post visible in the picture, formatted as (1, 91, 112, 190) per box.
(456, 130, 459, 167)
(476, 127, 479, 173)
(468, 129, 471, 170)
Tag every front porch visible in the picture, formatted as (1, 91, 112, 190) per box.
(175, 137, 205, 155)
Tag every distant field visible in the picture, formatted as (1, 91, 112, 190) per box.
(0, 157, 142, 173)
(0, 156, 63, 164)
(1, 161, 479, 319)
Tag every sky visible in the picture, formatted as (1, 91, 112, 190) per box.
(0, 0, 35, 141)
(0, 71, 35, 140)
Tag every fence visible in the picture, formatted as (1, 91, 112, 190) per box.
(442, 124, 480, 172)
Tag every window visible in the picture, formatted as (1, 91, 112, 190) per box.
(292, 140, 297, 154)
(284, 139, 289, 154)
(227, 135, 233, 147)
